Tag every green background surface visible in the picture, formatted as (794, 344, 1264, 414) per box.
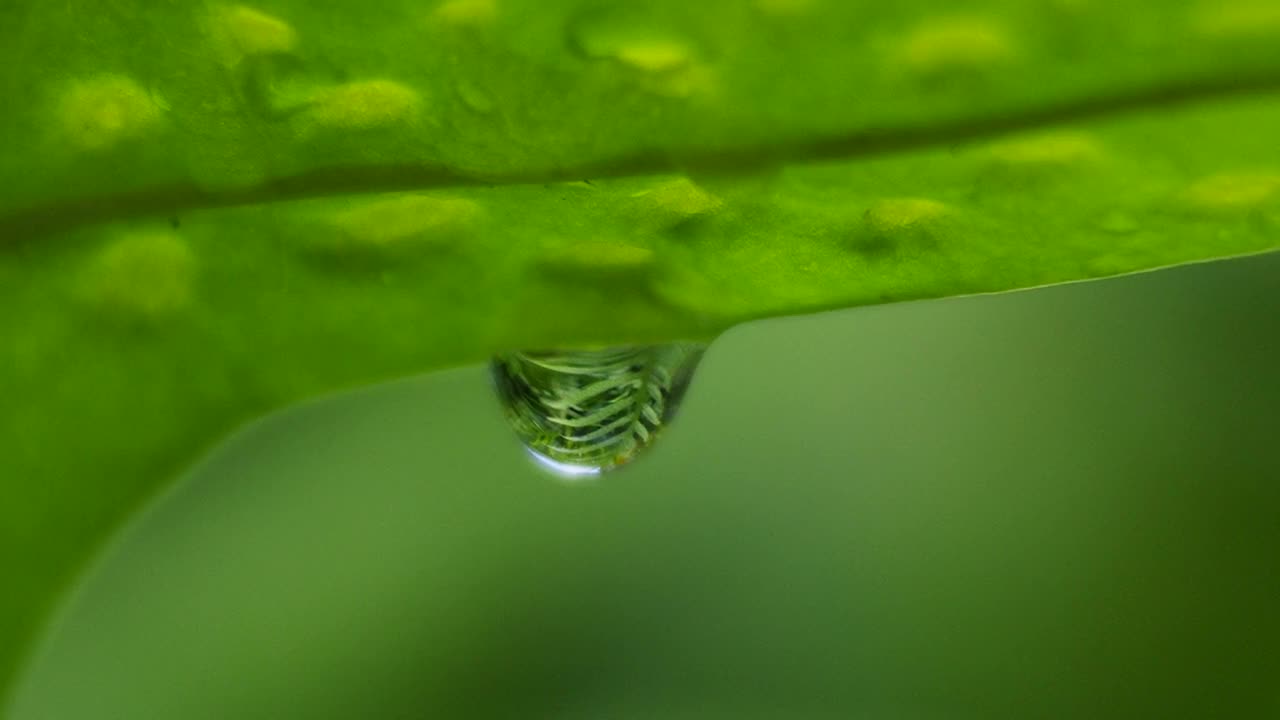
(9, 250, 1278, 718)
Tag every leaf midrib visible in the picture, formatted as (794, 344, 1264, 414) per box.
(6, 69, 1280, 244)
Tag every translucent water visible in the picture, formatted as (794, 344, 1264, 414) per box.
(490, 344, 705, 478)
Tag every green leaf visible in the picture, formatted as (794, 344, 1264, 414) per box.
(2, 0, 1280, 699)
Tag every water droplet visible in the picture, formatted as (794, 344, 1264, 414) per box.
(491, 344, 704, 479)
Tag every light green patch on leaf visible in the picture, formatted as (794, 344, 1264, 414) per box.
(1178, 171, 1280, 215)
(55, 74, 164, 153)
(208, 4, 299, 66)
(1190, 0, 1280, 39)
(294, 79, 424, 136)
(566, 6, 717, 98)
(2, 0, 1280, 705)
(894, 17, 1017, 82)
(79, 230, 197, 322)
(315, 194, 482, 260)
(982, 131, 1107, 180)
(631, 176, 723, 228)
(859, 197, 953, 255)
(540, 242, 657, 278)
(431, 0, 500, 28)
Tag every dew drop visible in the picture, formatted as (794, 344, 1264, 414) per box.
(491, 344, 705, 479)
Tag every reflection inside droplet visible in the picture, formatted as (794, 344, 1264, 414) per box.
(524, 448, 602, 482)
(491, 344, 705, 479)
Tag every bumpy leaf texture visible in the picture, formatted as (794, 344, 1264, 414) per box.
(2, 0, 1279, 698)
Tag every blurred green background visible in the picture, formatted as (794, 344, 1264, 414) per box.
(8, 251, 1278, 719)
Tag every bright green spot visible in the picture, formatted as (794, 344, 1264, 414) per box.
(432, 0, 499, 27)
(80, 231, 196, 321)
(861, 197, 952, 254)
(541, 243, 657, 277)
(1179, 171, 1280, 215)
(614, 40, 694, 74)
(568, 6, 715, 97)
(56, 75, 163, 152)
(1191, 1, 1280, 39)
(208, 4, 299, 66)
(984, 131, 1105, 175)
(633, 177, 723, 225)
(895, 17, 1015, 81)
(295, 79, 422, 135)
(864, 197, 949, 232)
(317, 194, 482, 259)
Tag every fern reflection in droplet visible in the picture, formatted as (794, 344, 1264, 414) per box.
(491, 344, 705, 478)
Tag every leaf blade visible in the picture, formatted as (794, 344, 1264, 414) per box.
(3, 0, 1280, 701)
